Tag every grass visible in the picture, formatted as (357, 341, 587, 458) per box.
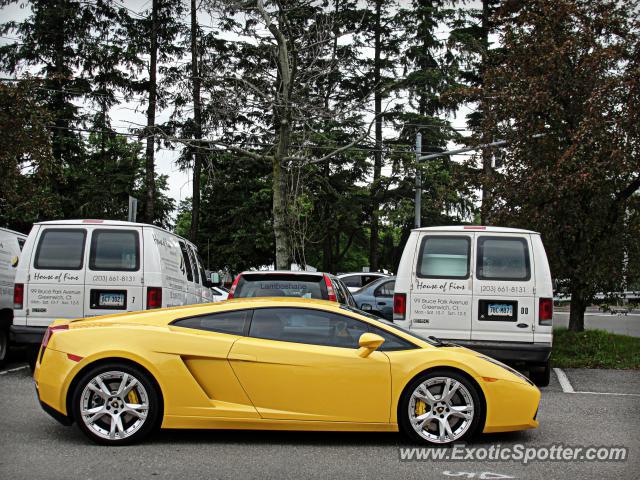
(551, 328, 640, 369)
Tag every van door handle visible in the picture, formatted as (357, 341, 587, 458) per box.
(228, 353, 256, 362)
(516, 323, 528, 328)
(377, 301, 387, 306)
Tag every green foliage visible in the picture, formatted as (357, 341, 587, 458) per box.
(480, 0, 640, 329)
(551, 328, 640, 369)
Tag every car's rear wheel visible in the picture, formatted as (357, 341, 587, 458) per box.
(72, 363, 160, 445)
(0, 328, 7, 365)
(399, 369, 483, 445)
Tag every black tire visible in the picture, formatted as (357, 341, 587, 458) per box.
(530, 360, 551, 387)
(26, 345, 40, 372)
(0, 328, 7, 366)
(71, 362, 161, 445)
(398, 369, 484, 445)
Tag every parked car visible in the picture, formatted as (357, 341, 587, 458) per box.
(229, 270, 356, 307)
(352, 276, 396, 321)
(210, 286, 228, 302)
(338, 272, 389, 292)
(11, 219, 214, 364)
(0, 227, 27, 364)
(33, 297, 540, 445)
(393, 226, 554, 386)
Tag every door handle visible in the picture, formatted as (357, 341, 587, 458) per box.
(228, 353, 256, 362)
(516, 323, 529, 328)
(377, 301, 387, 306)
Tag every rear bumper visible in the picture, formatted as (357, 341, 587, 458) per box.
(35, 382, 72, 426)
(449, 340, 552, 364)
(10, 325, 46, 345)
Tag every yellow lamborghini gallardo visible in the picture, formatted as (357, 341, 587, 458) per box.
(34, 298, 540, 445)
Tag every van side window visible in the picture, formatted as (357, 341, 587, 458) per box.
(196, 252, 208, 285)
(477, 237, 531, 281)
(34, 229, 86, 270)
(18, 238, 25, 251)
(89, 230, 139, 271)
(417, 236, 470, 279)
(178, 241, 193, 282)
(187, 246, 200, 284)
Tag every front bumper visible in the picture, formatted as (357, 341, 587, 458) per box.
(450, 340, 551, 364)
(10, 325, 47, 345)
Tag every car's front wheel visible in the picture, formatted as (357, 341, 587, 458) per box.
(399, 369, 483, 445)
(72, 363, 161, 445)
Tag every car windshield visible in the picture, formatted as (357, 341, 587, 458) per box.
(234, 273, 327, 300)
(339, 305, 439, 346)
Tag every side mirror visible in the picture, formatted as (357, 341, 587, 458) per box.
(357, 332, 385, 358)
(209, 272, 221, 287)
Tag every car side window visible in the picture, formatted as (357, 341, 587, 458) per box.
(332, 278, 347, 304)
(368, 324, 416, 351)
(341, 275, 361, 289)
(477, 237, 531, 281)
(249, 308, 370, 349)
(374, 280, 395, 297)
(173, 310, 250, 335)
(34, 229, 86, 270)
(417, 235, 470, 279)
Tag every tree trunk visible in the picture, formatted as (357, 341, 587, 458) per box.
(144, 0, 158, 224)
(479, 0, 493, 225)
(568, 287, 587, 332)
(189, 0, 202, 242)
(369, 0, 382, 272)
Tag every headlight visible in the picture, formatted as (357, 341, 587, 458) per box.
(479, 355, 534, 386)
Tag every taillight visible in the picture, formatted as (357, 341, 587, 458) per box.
(228, 275, 241, 299)
(539, 297, 553, 326)
(323, 274, 337, 302)
(393, 293, 407, 321)
(146, 287, 162, 309)
(13, 283, 24, 309)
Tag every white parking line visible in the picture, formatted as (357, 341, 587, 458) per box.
(554, 368, 575, 393)
(0, 365, 28, 376)
(573, 391, 640, 397)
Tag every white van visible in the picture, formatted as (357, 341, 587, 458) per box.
(0, 227, 27, 363)
(11, 220, 213, 354)
(393, 226, 553, 386)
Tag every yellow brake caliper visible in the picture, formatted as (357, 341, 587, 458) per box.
(127, 388, 139, 404)
(415, 400, 427, 416)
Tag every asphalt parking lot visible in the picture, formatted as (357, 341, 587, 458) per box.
(1, 358, 638, 480)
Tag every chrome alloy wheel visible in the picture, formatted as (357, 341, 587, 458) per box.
(408, 376, 475, 444)
(79, 371, 149, 441)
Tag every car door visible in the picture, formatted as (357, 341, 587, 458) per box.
(26, 228, 86, 326)
(471, 234, 535, 343)
(409, 234, 473, 340)
(228, 307, 391, 422)
(84, 227, 143, 317)
(373, 279, 395, 320)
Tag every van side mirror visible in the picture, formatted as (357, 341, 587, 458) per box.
(209, 272, 220, 287)
(357, 333, 385, 358)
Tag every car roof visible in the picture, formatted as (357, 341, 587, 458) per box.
(338, 272, 387, 277)
(413, 225, 539, 234)
(0, 227, 27, 237)
(239, 270, 326, 278)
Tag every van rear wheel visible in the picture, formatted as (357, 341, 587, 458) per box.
(529, 360, 550, 387)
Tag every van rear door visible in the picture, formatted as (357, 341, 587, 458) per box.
(84, 227, 143, 317)
(409, 233, 473, 340)
(27, 228, 87, 326)
(471, 234, 535, 343)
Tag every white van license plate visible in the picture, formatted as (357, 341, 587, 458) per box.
(488, 304, 513, 317)
(99, 292, 125, 307)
